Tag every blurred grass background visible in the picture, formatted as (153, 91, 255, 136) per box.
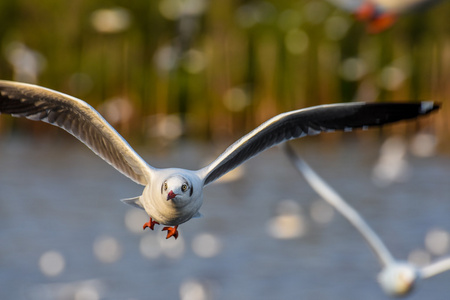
(0, 0, 447, 147)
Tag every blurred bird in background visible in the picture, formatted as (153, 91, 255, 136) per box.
(283, 143, 450, 297)
(328, 0, 444, 32)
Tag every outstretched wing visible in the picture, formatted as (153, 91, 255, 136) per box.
(282, 142, 395, 267)
(420, 256, 450, 279)
(0, 80, 153, 185)
(197, 101, 439, 186)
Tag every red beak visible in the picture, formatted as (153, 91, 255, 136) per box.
(167, 190, 177, 200)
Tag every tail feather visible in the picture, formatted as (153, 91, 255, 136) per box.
(121, 196, 144, 210)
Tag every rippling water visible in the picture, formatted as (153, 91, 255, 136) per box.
(1, 135, 450, 300)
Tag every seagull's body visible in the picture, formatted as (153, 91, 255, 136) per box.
(0, 80, 439, 239)
(283, 143, 450, 297)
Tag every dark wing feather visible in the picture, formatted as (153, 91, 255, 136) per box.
(198, 102, 439, 185)
(0, 80, 152, 185)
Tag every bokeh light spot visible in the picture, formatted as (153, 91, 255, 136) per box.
(93, 235, 122, 264)
(285, 29, 309, 55)
(124, 208, 149, 234)
(408, 248, 431, 267)
(74, 285, 100, 300)
(90, 7, 131, 33)
(410, 132, 437, 157)
(325, 15, 350, 40)
(39, 250, 65, 277)
(180, 279, 210, 300)
(192, 233, 222, 258)
(267, 199, 306, 239)
(223, 87, 250, 112)
(425, 228, 450, 256)
(340, 57, 367, 81)
(378, 66, 406, 91)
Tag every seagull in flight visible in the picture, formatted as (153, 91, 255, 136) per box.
(328, 0, 443, 33)
(283, 143, 450, 297)
(0, 80, 439, 239)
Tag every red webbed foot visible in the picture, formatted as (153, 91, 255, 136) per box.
(143, 217, 160, 230)
(353, 2, 397, 33)
(162, 225, 179, 239)
(367, 14, 397, 34)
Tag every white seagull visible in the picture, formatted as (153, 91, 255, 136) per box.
(0, 80, 439, 239)
(283, 143, 450, 297)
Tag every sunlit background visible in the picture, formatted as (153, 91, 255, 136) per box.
(1, 0, 450, 299)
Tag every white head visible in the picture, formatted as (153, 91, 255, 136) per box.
(378, 262, 417, 297)
(161, 175, 194, 205)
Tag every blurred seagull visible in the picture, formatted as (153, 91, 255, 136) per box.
(0, 80, 439, 239)
(328, 0, 443, 33)
(283, 143, 450, 297)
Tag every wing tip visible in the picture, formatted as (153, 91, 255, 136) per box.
(420, 101, 440, 114)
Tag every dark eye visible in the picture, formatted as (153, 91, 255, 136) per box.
(181, 183, 188, 192)
(164, 182, 168, 191)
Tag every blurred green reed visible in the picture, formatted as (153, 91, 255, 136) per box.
(0, 0, 447, 143)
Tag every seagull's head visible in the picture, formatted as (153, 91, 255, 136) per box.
(378, 262, 417, 297)
(161, 175, 194, 204)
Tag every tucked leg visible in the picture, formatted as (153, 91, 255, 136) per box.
(143, 217, 160, 230)
(162, 225, 179, 239)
